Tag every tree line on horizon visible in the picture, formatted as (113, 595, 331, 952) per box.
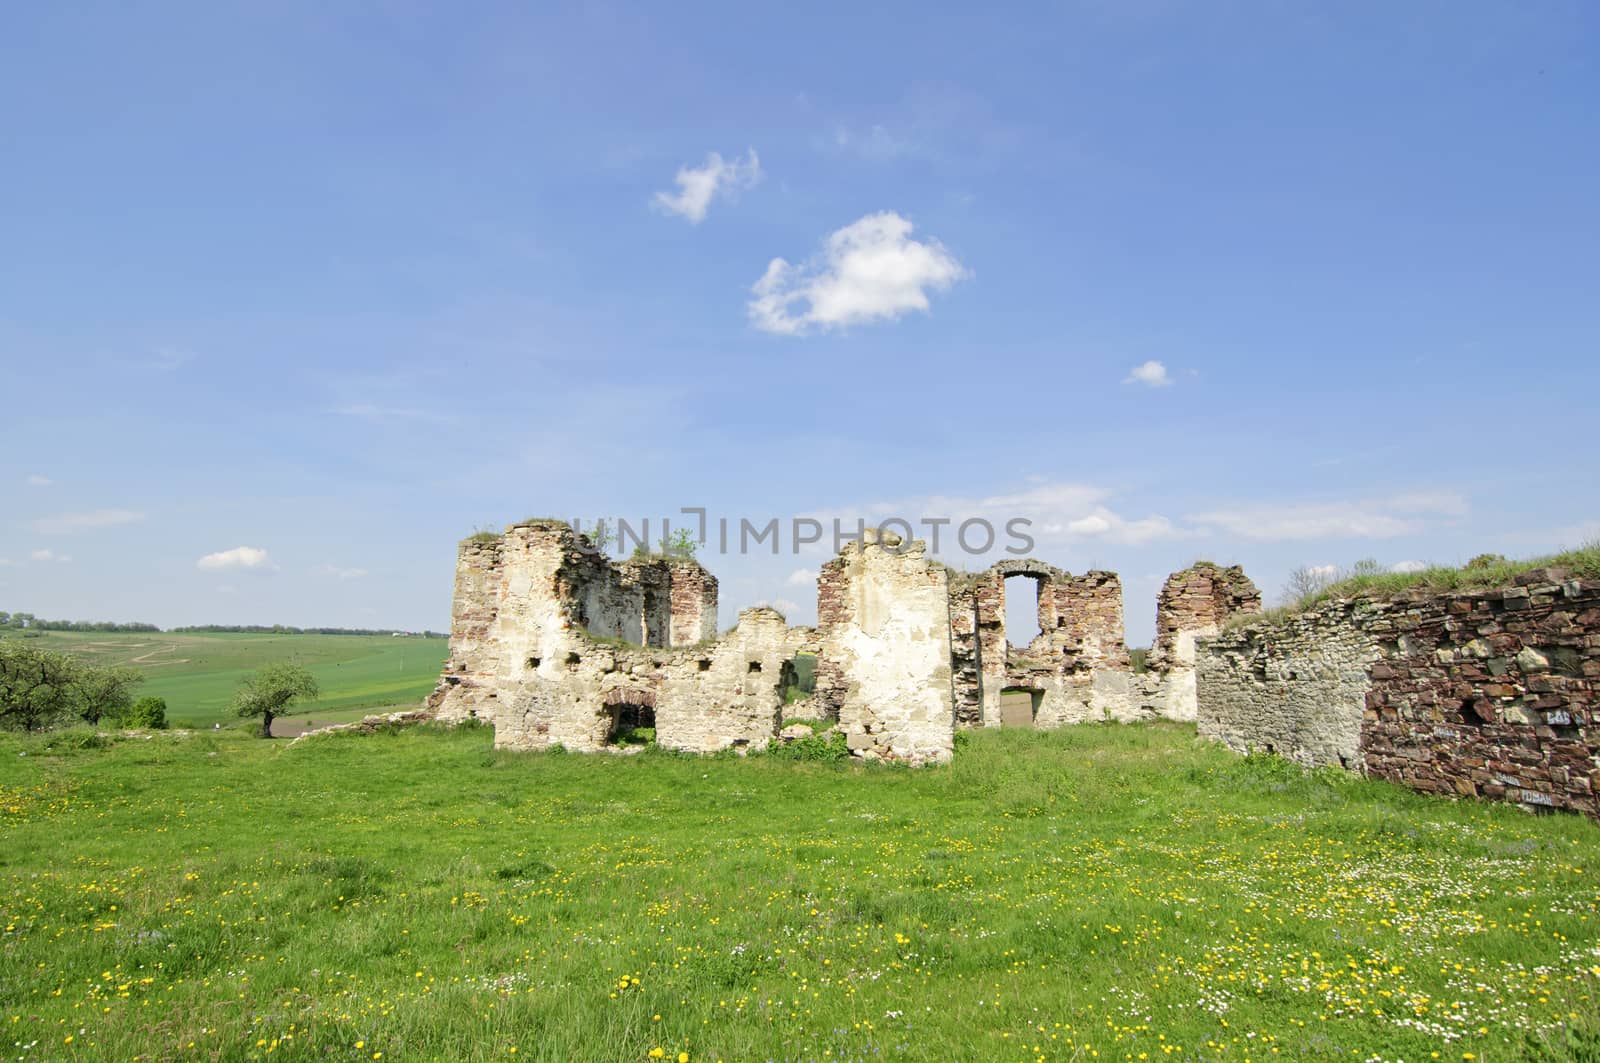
(0, 612, 443, 638)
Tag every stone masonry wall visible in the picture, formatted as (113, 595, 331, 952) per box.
(1197, 601, 1382, 770)
(1196, 568, 1600, 818)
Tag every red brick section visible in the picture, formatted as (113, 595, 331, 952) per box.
(1055, 571, 1130, 670)
(1153, 563, 1261, 667)
(1360, 569, 1600, 817)
(666, 562, 718, 647)
(812, 557, 850, 720)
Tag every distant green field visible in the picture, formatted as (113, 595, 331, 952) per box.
(4, 630, 448, 726)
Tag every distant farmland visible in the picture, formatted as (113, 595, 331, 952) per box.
(7, 630, 447, 727)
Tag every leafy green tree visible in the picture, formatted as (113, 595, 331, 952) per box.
(0, 640, 80, 732)
(231, 663, 319, 738)
(71, 665, 142, 725)
(662, 528, 697, 558)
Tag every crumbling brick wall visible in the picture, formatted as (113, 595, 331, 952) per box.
(1149, 563, 1262, 720)
(1197, 568, 1600, 818)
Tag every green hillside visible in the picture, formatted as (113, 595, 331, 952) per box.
(3, 630, 448, 726)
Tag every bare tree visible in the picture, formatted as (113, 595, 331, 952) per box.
(1281, 565, 1336, 607)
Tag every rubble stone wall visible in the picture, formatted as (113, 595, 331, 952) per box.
(1196, 569, 1600, 817)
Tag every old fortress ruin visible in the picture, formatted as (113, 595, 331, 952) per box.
(430, 519, 1599, 819)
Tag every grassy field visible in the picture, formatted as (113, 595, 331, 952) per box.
(1, 723, 1596, 1062)
(2, 631, 447, 727)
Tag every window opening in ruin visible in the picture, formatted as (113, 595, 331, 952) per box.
(608, 702, 656, 746)
(697, 658, 712, 672)
(747, 660, 762, 673)
(999, 687, 1041, 728)
(779, 652, 817, 705)
(527, 656, 541, 670)
(565, 652, 581, 671)
(1004, 575, 1044, 649)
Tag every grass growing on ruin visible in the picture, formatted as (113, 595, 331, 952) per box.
(2, 723, 1597, 1062)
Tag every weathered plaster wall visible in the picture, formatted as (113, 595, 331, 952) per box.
(817, 529, 955, 764)
(1196, 569, 1600, 817)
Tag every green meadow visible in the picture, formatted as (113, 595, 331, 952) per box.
(1, 722, 1595, 1062)
(5, 631, 447, 727)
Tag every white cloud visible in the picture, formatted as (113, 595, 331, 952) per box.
(653, 149, 762, 224)
(319, 565, 369, 581)
(786, 568, 818, 586)
(766, 598, 802, 615)
(1308, 563, 1340, 580)
(1391, 559, 1429, 573)
(29, 549, 71, 563)
(1123, 360, 1172, 387)
(197, 546, 270, 571)
(24, 474, 51, 487)
(1189, 494, 1467, 541)
(31, 509, 145, 534)
(0, 558, 15, 567)
(749, 211, 969, 335)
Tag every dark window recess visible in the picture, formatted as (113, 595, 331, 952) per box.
(527, 656, 541, 670)
(698, 659, 712, 672)
(748, 660, 762, 673)
(565, 652, 581, 671)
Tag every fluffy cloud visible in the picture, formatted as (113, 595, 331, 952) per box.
(653, 149, 762, 224)
(1307, 563, 1340, 580)
(24, 474, 51, 487)
(1188, 494, 1467, 541)
(197, 546, 270, 571)
(765, 598, 802, 616)
(1123, 360, 1172, 387)
(786, 568, 818, 586)
(30, 509, 144, 534)
(749, 212, 969, 335)
(1391, 559, 1429, 573)
(30, 549, 71, 563)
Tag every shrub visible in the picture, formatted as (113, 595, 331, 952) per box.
(765, 728, 849, 764)
(120, 696, 168, 730)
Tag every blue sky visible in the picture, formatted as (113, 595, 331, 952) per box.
(2, 1, 1596, 645)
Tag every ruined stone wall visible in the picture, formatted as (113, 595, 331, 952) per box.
(960, 562, 1140, 727)
(1196, 569, 1600, 817)
(430, 521, 1285, 764)
(1197, 601, 1381, 770)
(817, 530, 955, 764)
(1150, 563, 1262, 721)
